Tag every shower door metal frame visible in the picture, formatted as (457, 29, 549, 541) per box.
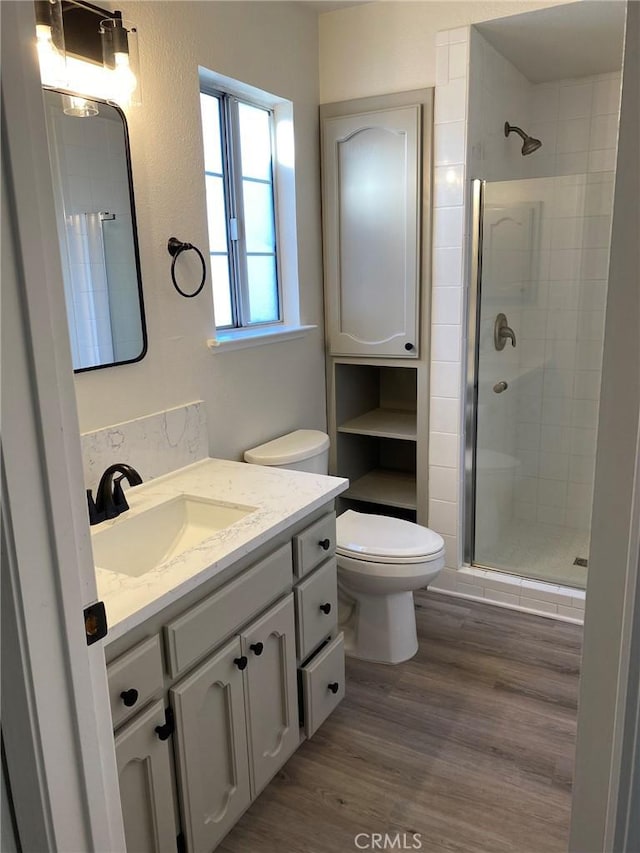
(463, 178, 485, 566)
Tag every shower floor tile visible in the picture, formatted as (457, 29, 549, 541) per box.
(478, 519, 589, 588)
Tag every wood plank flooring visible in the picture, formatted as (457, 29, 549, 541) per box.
(219, 592, 583, 853)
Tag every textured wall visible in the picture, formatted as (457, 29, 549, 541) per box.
(73, 2, 327, 462)
(318, 0, 573, 103)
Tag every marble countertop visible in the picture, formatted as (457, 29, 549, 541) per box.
(95, 458, 348, 643)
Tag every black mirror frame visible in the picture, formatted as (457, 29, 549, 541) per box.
(44, 87, 148, 374)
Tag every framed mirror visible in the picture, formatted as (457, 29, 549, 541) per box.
(43, 88, 147, 372)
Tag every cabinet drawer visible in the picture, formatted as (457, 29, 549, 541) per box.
(293, 513, 336, 579)
(295, 558, 338, 660)
(165, 543, 292, 678)
(300, 632, 345, 738)
(107, 635, 164, 729)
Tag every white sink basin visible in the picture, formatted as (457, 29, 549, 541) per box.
(92, 494, 257, 577)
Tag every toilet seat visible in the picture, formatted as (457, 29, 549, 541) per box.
(336, 510, 445, 564)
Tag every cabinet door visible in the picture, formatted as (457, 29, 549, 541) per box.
(114, 699, 178, 853)
(241, 595, 300, 796)
(323, 105, 421, 357)
(170, 637, 251, 853)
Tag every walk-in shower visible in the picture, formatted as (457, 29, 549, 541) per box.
(464, 9, 624, 590)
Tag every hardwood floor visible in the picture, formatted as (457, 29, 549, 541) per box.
(220, 592, 583, 853)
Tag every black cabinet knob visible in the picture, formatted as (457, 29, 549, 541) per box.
(319, 538, 331, 551)
(234, 656, 248, 671)
(120, 688, 139, 707)
(155, 721, 172, 741)
(249, 642, 264, 656)
(405, 342, 414, 351)
(154, 707, 174, 741)
(328, 682, 340, 694)
(319, 602, 332, 615)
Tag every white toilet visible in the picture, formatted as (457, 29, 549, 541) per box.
(244, 429, 445, 665)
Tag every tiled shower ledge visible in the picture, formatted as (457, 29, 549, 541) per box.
(431, 565, 586, 624)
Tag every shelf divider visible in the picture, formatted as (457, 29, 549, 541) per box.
(337, 408, 417, 441)
(344, 469, 417, 510)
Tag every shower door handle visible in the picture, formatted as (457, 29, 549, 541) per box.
(493, 380, 508, 394)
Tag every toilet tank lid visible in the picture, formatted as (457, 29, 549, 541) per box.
(244, 430, 330, 466)
(336, 510, 445, 559)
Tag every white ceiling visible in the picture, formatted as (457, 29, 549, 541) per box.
(476, 1, 625, 83)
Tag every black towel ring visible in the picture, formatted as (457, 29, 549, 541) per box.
(167, 237, 207, 298)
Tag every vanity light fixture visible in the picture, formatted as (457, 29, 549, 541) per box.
(35, 0, 67, 87)
(34, 0, 141, 110)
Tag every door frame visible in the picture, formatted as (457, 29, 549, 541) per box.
(1, 2, 124, 849)
(1, 1, 639, 851)
(569, 3, 640, 849)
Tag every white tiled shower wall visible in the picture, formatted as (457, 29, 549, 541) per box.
(468, 29, 621, 183)
(427, 25, 619, 621)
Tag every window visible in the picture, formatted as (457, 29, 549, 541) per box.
(200, 89, 280, 329)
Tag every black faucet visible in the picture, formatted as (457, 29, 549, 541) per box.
(87, 464, 143, 525)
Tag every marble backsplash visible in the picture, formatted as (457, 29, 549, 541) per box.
(81, 401, 208, 492)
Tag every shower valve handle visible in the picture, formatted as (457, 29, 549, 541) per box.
(494, 313, 517, 350)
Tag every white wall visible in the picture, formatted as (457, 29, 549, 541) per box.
(319, 0, 573, 104)
(73, 1, 326, 462)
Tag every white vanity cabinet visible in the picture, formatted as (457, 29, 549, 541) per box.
(106, 506, 345, 853)
(171, 595, 299, 853)
(322, 103, 422, 358)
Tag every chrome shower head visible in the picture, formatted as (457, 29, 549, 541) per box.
(504, 122, 542, 156)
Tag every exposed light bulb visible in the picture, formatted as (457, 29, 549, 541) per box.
(36, 22, 66, 86)
(111, 52, 137, 107)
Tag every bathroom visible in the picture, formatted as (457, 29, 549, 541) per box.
(2, 1, 639, 852)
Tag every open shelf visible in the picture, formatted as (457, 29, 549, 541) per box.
(338, 408, 417, 441)
(344, 469, 417, 510)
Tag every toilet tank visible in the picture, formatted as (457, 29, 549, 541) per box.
(244, 430, 330, 474)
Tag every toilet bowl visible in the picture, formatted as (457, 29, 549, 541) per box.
(244, 430, 445, 665)
(336, 510, 445, 664)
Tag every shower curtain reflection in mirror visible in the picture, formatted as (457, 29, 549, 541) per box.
(43, 89, 146, 372)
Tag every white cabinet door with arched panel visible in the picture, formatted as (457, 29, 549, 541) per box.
(170, 637, 251, 853)
(114, 700, 178, 853)
(322, 105, 421, 358)
(241, 594, 300, 796)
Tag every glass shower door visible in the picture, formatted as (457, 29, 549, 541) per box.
(470, 173, 612, 589)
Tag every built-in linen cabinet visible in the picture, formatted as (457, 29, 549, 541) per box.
(331, 361, 422, 522)
(321, 89, 432, 528)
(321, 105, 422, 359)
(106, 506, 344, 853)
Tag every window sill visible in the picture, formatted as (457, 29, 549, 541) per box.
(207, 324, 317, 353)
